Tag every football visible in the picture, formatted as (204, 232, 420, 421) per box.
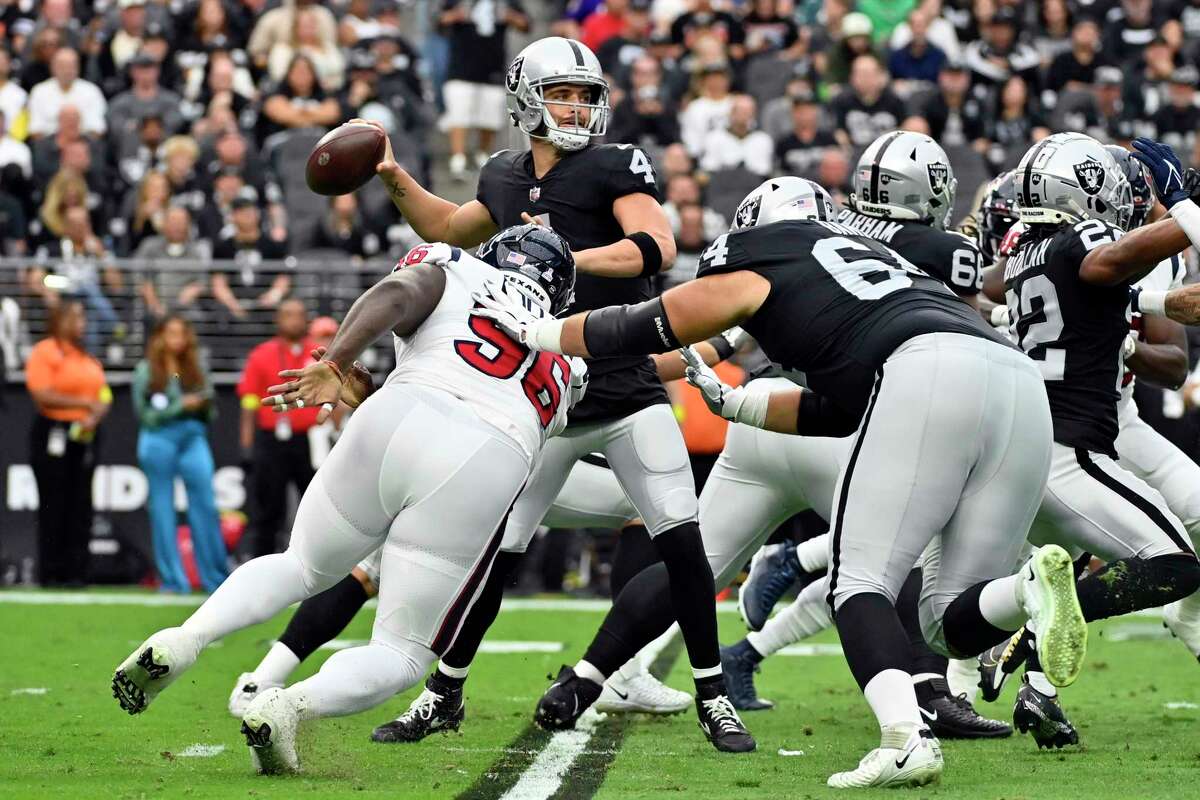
(305, 122, 386, 196)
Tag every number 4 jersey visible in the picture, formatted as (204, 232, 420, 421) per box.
(385, 246, 581, 461)
(1003, 219, 1130, 456)
(697, 219, 1009, 421)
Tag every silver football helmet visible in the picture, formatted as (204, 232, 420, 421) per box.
(505, 37, 610, 152)
(850, 131, 957, 230)
(1015, 132, 1133, 230)
(731, 177, 836, 229)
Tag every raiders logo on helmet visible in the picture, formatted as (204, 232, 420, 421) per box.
(927, 162, 949, 195)
(505, 56, 524, 93)
(735, 193, 763, 228)
(1073, 157, 1105, 196)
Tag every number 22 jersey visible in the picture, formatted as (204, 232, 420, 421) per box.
(385, 246, 580, 461)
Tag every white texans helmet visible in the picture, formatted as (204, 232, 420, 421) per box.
(505, 37, 610, 152)
(731, 176, 837, 229)
(1015, 132, 1133, 230)
(850, 131, 957, 230)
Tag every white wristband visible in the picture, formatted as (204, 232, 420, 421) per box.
(528, 318, 565, 353)
(1138, 289, 1167, 317)
(730, 386, 770, 428)
(1169, 197, 1200, 249)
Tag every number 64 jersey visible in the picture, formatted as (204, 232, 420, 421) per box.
(696, 219, 1009, 422)
(1003, 219, 1130, 457)
(384, 247, 582, 461)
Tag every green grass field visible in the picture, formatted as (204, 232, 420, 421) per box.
(2, 591, 1198, 799)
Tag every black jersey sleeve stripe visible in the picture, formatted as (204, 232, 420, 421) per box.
(869, 131, 903, 207)
(1074, 448, 1194, 554)
(826, 368, 885, 611)
(567, 39, 586, 67)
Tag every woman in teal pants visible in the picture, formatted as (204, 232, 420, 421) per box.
(133, 315, 228, 593)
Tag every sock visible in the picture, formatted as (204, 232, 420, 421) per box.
(440, 551, 524, 669)
(278, 573, 369, 662)
(1026, 670, 1057, 697)
(941, 578, 1018, 657)
(691, 664, 722, 681)
(897, 568, 949, 677)
(946, 658, 980, 704)
(182, 551, 326, 648)
(1176, 588, 1200, 621)
(653, 522, 720, 672)
(1076, 554, 1200, 621)
(289, 642, 432, 719)
(912, 673, 941, 685)
(255, 641, 301, 686)
(795, 532, 830, 573)
(745, 577, 833, 657)
(977, 573, 1026, 631)
(574, 659, 605, 685)
(863, 668, 923, 728)
(436, 661, 469, 684)
(581, 562, 675, 677)
(834, 592, 913, 690)
(611, 524, 659, 598)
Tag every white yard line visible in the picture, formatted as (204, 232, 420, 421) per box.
(176, 744, 226, 758)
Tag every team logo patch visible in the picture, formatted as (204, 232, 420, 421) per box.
(505, 57, 524, 93)
(1073, 157, 1105, 195)
(529, 186, 541, 203)
(735, 194, 762, 228)
(927, 162, 949, 195)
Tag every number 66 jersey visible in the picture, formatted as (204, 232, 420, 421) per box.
(696, 219, 1010, 422)
(385, 246, 581, 461)
(1003, 219, 1130, 457)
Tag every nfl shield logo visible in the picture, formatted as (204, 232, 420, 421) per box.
(735, 194, 763, 228)
(1073, 158, 1106, 195)
(927, 162, 949, 195)
(529, 186, 541, 203)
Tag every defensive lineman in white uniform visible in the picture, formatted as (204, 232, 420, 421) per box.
(111, 226, 584, 774)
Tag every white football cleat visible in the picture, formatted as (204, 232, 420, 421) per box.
(241, 687, 303, 775)
(1015, 545, 1087, 688)
(1163, 600, 1200, 662)
(827, 723, 943, 789)
(228, 672, 283, 718)
(596, 663, 691, 715)
(112, 627, 201, 714)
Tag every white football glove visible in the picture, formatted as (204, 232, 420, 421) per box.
(566, 356, 588, 408)
(680, 347, 768, 427)
(471, 282, 564, 351)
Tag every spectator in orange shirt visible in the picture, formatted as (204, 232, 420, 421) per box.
(236, 297, 320, 558)
(24, 298, 111, 587)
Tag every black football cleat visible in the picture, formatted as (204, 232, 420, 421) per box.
(720, 642, 774, 711)
(1013, 676, 1079, 749)
(918, 678, 1012, 739)
(372, 674, 465, 743)
(534, 666, 603, 731)
(978, 626, 1034, 703)
(696, 680, 756, 753)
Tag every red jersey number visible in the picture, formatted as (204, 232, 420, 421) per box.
(456, 311, 570, 427)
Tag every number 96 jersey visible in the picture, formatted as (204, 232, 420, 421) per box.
(1003, 219, 1130, 457)
(385, 246, 579, 460)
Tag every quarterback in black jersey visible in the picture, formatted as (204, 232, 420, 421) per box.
(361, 36, 753, 754)
(481, 176, 1087, 789)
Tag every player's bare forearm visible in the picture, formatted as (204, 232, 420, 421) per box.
(322, 264, 447, 371)
(573, 239, 657, 277)
(762, 389, 802, 434)
(1128, 314, 1189, 388)
(653, 341, 721, 383)
(1080, 218, 1192, 285)
(1164, 283, 1200, 326)
(981, 262, 1006, 304)
(574, 192, 676, 277)
(379, 170, 496, 247)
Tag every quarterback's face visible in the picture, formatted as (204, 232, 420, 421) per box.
(543, 83, 593, 129)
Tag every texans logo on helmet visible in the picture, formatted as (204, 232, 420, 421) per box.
(927, 162, 949, 195)
(1073, 158, 1105, 196)
(735, 194, 762, 228)
(505, 57, 524, 93)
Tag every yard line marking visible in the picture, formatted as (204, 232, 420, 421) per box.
(777, 643, 843, 656)
(498, 711, 604, 800)
(10, 687, 49, 695)
(177, 744, 226, 758)
(1164, 701, 1198, 710)
(318, 639, 563, 654)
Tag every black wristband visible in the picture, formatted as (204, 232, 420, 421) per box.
(1129, 286, 1142, 314)
(706, 334, 735, 361)
(626, 231, 663, 276)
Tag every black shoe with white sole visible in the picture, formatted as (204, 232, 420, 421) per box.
(372, 674, 465, 743)
(918, 677, 1012, 739)
(696, 679, 756, 753)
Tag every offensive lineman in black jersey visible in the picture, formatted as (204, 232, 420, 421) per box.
(477, 177, 1087, 788)
(360, 36, 753, 752)
(975, 134, 1200, 745)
